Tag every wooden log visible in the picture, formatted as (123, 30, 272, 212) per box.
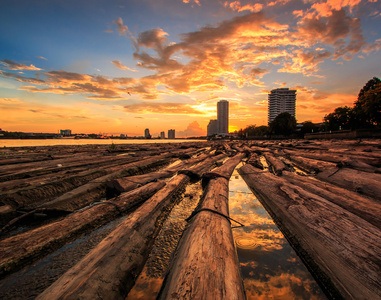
(33, 152, 177, 212)
(0, 181, 165, 278)
(239, 164, 381, 300)
(37, 152, 220, 299)
(283, 148, 380, 173)
(285, 153, 336, 173)
(106, 152, 223, 195)
(281, 171, 381, 229)
(316, 166, 381, 201)
(263, 152, 287, 175)
(247, 152, 264, 169)
(158, 153, 246, 300)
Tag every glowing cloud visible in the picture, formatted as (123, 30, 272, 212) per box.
(0, 59, 42, 71)
(111, 60, 137, 72)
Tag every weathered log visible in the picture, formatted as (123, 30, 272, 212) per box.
(239, 164, 381, 300)
(33, 152, 178, 212)
(158, 153, 246, 300)
(283, 148, 381, 173)
(0, 181, 165, 278)
(37, 152, 220, 299)
(281, 171, 381, 229)
(285, 153, 336, 173)
(263, 152, 287, 175)
(247, 152, 264, 169)
(106, 152, 224, 195)
(316, 166, 381, 201)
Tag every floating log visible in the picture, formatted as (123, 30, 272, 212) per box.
(37, 152, 220, 300)
(246, 152, 264, 169)
(316, 166, 381, 201)
(285, 153, 336, 173)
(281, 171, 381, 229)
(283, 149, 380, 173)
(33, 152, 178, 212)
(239, 164, 381, 300)
(158, 153, 246, 300)
(106, 152, 225, 195)
(263, 152, 287, 175)
(0, 181, 165, 278)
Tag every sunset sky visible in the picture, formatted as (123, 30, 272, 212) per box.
(1, 0, 380, 137)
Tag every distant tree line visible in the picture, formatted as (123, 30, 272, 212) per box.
(239, 77, 381, 138)
(323, 77, 381, 131)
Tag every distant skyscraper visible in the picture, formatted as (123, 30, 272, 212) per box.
(217, 100, 229, 135)
(268, 88, 296, 124)
(168, 129, 175, 139)
(207, 119, 218, 136)
(144, 128, 151, 139)
(160, 131, 165, 139)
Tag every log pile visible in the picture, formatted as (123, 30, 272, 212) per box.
(1, 139, 381, 299)
(239, 139, 381, 299)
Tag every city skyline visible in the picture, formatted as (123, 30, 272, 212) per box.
(1, 0, 380, 137)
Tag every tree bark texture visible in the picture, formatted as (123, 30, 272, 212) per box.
(239, 163, 381, 300)
(158, 153, 246, 300)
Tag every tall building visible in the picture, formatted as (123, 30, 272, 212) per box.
(268, 88, 296, 124)
(217, 100, 229, 135)
(207, 119, 218, 136)
(160, 131, 165, 139)
(144, 128, 151, 139)
(168, 129, 175, 139)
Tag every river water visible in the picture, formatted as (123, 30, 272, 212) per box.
(0, 139, 204, 148)
(230, 164, 326, 299)
(127, 163, 326, 299)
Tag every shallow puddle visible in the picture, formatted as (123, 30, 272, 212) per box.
(229, 164, 326, 299)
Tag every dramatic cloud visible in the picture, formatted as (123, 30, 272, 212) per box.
(182, 0, 201, 6)
(1, 4, 379, 112)
(0, 59, 42, 71)
(177, 121, 205, 137)
(123, 102, 206, 115)
(224, 1, 263, 13)
(111, 60, 137, 72)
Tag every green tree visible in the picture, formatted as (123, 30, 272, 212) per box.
(242, 125, 269, 137)
(354, 77, 381, 127)
(301, 121, 316, 135)
(269, 112, 297, 136)
(324, 106, 355, 131)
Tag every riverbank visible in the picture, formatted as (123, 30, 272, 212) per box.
(0, 140, 380, 299)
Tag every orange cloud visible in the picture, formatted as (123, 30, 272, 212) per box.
(177, 121, 205, 137)
(0, 59, 42, 71)
(113, 17, 130, 36)
(123, 102, 206, 115)
(111, 60, 137, 72)
(224, 1, 263, 12)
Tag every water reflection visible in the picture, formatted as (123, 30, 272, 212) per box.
(229, 165, 326, 300)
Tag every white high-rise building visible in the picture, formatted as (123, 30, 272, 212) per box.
(207, 119, 218, 136)
(268, 88, 296, 124)
(217, 100, 229, 135)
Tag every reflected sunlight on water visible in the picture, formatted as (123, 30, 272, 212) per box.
(230, 164, 326, 300)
